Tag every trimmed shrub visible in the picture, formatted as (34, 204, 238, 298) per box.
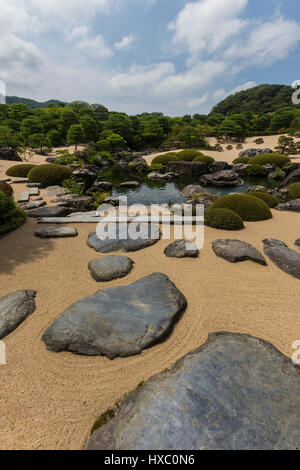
(250, 153, 290, 167)
(249, 192, 279, 208)
(210, 194, 272, 221)
(177, 150, 201, 161)
(286, 182, 300, 201)
(151, 153, 179, 165)
(28, 164, 72, 186)
(246, 164, 268, 177)
(6, 164, 37, 178)
(205, 208, 244, 230)
(0, 192, 26, 236)
(193, 154, 215, 164)
(0, 182, 13, 198)
(233, 156, 250, 164)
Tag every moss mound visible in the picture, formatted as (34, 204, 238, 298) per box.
(28, 164, 72, 186)
(177, 150, 202, 161)
(6, 164, 37, 178)
(193, 154, 215, 164)
(0, 192, 26, 236)
(210, 194, 272, 221)
(151, 153, 179, 165)
(0, 182, 13, 198)
(232, 156, 250, 164)
(205, 208, 244, 230)
(249, 192, 279, 208)
(286, 182, 300, 201)
(246, 164, 268, 177)
(250, 153, 290, 167)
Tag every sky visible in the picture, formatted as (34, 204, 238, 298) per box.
(0, 0, 300, 116)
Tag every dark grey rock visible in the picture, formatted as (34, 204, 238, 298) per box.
(104, 196, 120, 206)
(187, 193, 220, 213)
(275, 200, 300, 213)
(12, 178, 29, 184)
(181, 185, 204, 198)
(0, 147, 21, 162)
(42, 273, 187, 358)
(295, 238, 300, 247)
(73, 169, 97, 188)
(210, 161, 231, 172)
(0, 290, 37, 340)
(35, 226, 78, 238)
(279, 168, 300, 188)
(200, 170, 244, 187)
(232, 163, 249, 175)
(87, 182, 113, 193)
(167, 161, 208, 176)
(26, 183, 42, 188)
(212, 239, 267, 265)
(148, 172, 176, 181)
(27, 206, 71, 218)
(0, 178, 11, 183)
(19, 201, 46, 210)
(239, 148, 273, 158)
(87, 225, 161, 253)
(86, 332, 300, 450)
(55, 195, 94, 212)
(164, 240, 199, 258)
(88, 255, 134, 282)
(263, 238, 300, 280)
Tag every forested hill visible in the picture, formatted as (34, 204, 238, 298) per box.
(6, 96, 65, 109)
(211, 84, 299, 116)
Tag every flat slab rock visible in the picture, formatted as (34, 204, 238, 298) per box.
(263, 239, 300, 280)
(43, 186, 66, 197)
(0, 290, 37, 340)
(88, 255, 134, 282)
(27, 206, 71, 218)
(212, 239, 267, 265)
(119, 181, 140, 188)
(295, 238, 300, 247)
(87, 225, 161, 253)
(19, 201, 46, 210)
(275, 200, 300, 213)
(35, 226, 78, 239)
(42, 273, 187, 358)
(164, 240, 199, 258)
(86, 332, 300, 450)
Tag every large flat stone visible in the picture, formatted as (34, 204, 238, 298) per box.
(212, 239, 267, 265)
(35, 226, 78, 238)
(29, 187, 40, 196)
(19, 201, 46, 210)
(18, 191, 30, 203)
(28, 206, 71, 218)
(0, 290, 37, 340)
(43, 186, 65, 197)
(88, 255, 134, 281)
(263, 238, 300, 280)
(86, 332, 300, 450)
(87, 225, 161, 253)
(42, 273, 187, 358)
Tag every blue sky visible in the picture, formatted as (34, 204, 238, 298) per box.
(0, 0, 300, 115)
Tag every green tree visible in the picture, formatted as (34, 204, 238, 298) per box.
(80, 115, 98, 142)
(177, 125, 206, 148)
(67, 124, 85, 149)
(0, 126, 18, 147)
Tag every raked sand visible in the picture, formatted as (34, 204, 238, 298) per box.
(0, 140, 299, 450)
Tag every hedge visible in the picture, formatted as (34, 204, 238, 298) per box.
(28, 164, 73, 186)
(286, 182, 300, 201)
(176, 150, 202, 161)
(6, 164, 37, 178)
(250, 153, 290, 167)
(0, 192, 26, 236)
(193, 155, 215, 164)
(205, 208, 244, 230)
(249, 192, 279, 208)
(0, 182, 13, 198)
(151, 153, 179, 165)
(210, 194, 272, 221)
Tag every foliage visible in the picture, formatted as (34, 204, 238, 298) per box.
(55, 150, 79, 166)
(210, 194, 272, 221)
(150, 163, 163, 171)
(193, 154, 215, 164)
(177, 150, 201, 161)
(233, 156, 250, 164)
(246, 164, 268, 177)
(286, 182, 300, 201)
(67, 124, 85, 148)
(250, 153, 290, 167)
(6, 164, 37, 177)
(254, 138, 264, 144)
(204, 208, 244, 230)
(275, 136, 300, 155)
(152, 153, 179, 165)
(0, 182, 13, 198)
(62, 176, 84, 195)
(90, 191, 109, 208)
(28, 164, 72, 186)
(249, 192, 279, 208)
(0, 192, 26, 236)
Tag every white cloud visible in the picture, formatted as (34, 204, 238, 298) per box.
(114, 34, 136, 50)
(109, 63, 175, 92)
(68, 26, 113, 58)
(230, 81, 257, 94)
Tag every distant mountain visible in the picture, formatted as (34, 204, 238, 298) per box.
(5, 96, 66, 109)
(211, 84, 299, 116)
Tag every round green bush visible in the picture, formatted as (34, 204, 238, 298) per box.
(193, 155, 215, 164)
(151, 153, 179, 165)
(210, 194, 272, 221)
(205, 208, 244, 230)
(233, 156, 250, 164)
(286, 182, 300, 201)
(28, 164, 73, 186)
(246, 164, 268, 177)
(177, 150, 202, 161)
(0, 182, 13, 198)
(0, 192, 26, 236)
(6, 164, 37, 178)
(249, 192, 279, 208)
(250, 153, 290, 167)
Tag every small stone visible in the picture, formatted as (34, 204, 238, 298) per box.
(88, 255, 134, 281)
(29, 187, 40, 196)
(212, 239, 267, 265)
(164, 240, 199, 258)
(26, 183, 42, 188)
(35, 226, 78, 238)
(120, 181, 140, 188)
(11, 178, 29, 184)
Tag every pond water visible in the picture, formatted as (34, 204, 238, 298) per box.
(98, 168, 276, 206)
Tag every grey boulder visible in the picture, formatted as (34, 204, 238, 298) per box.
(164, 240, 199, 258)
(212, 239, 267, 265)
(42, 273, 187, 358)
(86, 332, 300, 450)
(0, 290, 37, 340)
(200, 170, 244, 187)
(295, 238, 300, 247)
(19, 201, 46, 210)
(88, 255, 134, 282)
(28, 206, 71, 218)
(43, 186, 66, 197)
(120, 181, 140, 188)
(35, 226, 78, 238)
(263, 238, 300, 280)
(279, 168, 300, 188)
(181, 185, 204, 198)
(87, 225, 161, 253)
(275, 200, 300, 213)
